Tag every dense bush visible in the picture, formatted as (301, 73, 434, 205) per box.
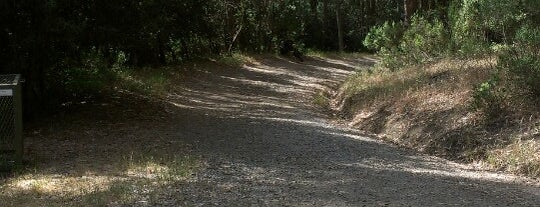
(363, 21, 405, 52)
(363, 21, 405, 69)
(500, 24, 540, 98)
(400, 15, 448, 63)
(362, 0, 540, 118)
(471, 73, 507, 118)
(364, 14, 448, 70)
(468, 1, 540, 113)
(449, 0, 540, 55)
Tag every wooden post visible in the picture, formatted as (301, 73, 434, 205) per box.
(14, 75, 23, 165)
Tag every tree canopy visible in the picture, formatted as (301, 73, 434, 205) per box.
(1, 0, 538, 114)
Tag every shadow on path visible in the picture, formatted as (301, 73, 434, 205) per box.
(2, 55, 538, 206)
(162, 56, 540, 206)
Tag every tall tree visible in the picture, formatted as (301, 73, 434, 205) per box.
(336, 0, 344, 52)
(404, 0, 418, 24)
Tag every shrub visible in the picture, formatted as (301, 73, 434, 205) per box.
(471, 74, 507, 118)
(449, 0, 539, 56)
(500, 23, 540, 98)
(363, 21, 405, 52)
(471, 23, 540, 117)
(399, 15, 449, 64)
(363, 21, 406, 70)
(49, 50, 113, 98)
(448, 0, 491, 56)
(364, 15, 449, 70)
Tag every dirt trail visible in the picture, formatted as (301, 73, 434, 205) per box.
(7, 55, 539, 206)
(163, 55, 539, 206)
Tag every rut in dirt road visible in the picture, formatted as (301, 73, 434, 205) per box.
(164, 56, 540, 206)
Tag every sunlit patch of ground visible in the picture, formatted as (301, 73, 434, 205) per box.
(1, 154, 199, 206)
(0, 90, 201, 206)
(1, 126, 200, 206)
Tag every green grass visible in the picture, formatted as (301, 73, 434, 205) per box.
(213, 52, 252, 67)
(305, 50, 373, 60)
(313, 91, 330, 108)
(112, 66, 173, 96)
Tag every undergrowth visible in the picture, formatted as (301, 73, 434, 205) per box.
(55, 52, 251, 101)
(2, 52, 249, 205)
(337, 57, 540, 177)
(487, 139, 540, 177)
(339, 0, 540, 178)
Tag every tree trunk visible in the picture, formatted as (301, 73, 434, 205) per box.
(228, 25, 243, 54)
(336, 5, 344, 52)
(310, 0, 318, 14)
(323, 0, 329, 30)
(404, 0, 418, 24)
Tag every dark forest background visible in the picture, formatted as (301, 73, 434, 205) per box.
(1, 0, 538, 117)
(0, 0, 404, 114)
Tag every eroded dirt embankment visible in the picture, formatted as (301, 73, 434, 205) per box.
(332, 58, 540, 177)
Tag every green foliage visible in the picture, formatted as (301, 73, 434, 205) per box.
(363, 0, 540, 110)
(361, 0, 540, 120)
(363, 21, 405, 69)
(49, 50, 113, 98)
(400, 15, 448, 63)
(452, 1, 540, 118)
(479, 0, 524, 36)
(471, 74, 506, 118)
(364, 15, 448, 70)
(500, 24, 540, 97)
(449, 0, 540, 55)
(363, 21, 405, 52)
(448, 0, 487, 55)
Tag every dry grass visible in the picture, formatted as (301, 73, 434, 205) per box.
(1, 73, 202, 206)
(334, 57, 540, 177)
(487, 139, 540, 177)
(0, 54, 259, 206)
(1, 154, 198, 207)
(306, 51, 377, 61)
(313, 91, 331, 108)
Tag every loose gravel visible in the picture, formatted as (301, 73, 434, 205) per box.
(161, 56, 540, 206)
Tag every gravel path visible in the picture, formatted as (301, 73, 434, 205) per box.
(163, 56, 539, 206)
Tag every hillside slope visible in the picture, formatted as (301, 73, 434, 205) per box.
(333, 58, 540, 177)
